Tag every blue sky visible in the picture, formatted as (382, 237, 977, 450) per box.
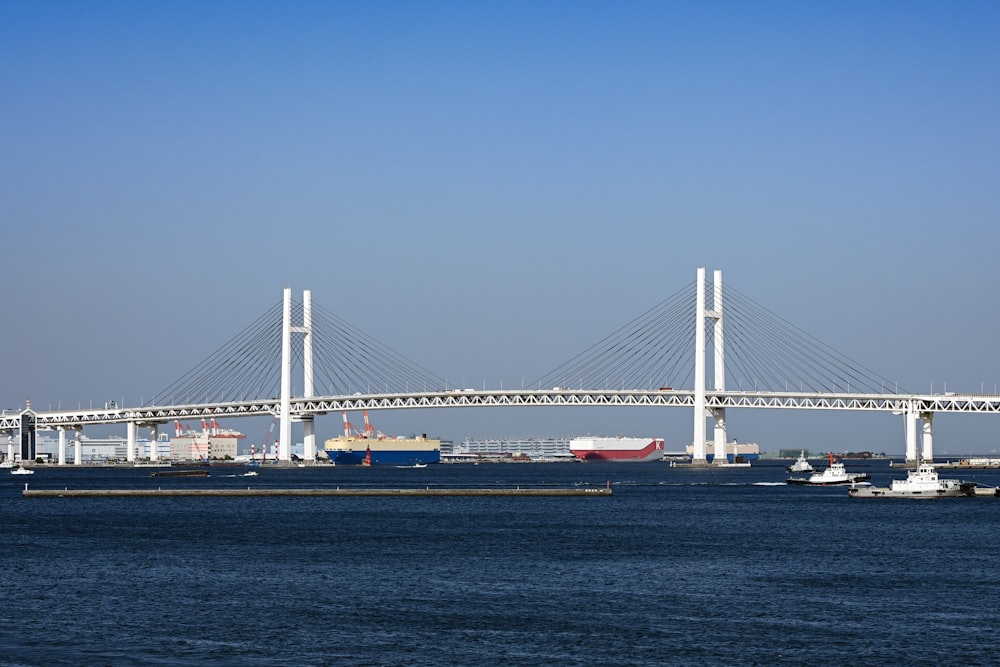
(3, 1, 999, 454)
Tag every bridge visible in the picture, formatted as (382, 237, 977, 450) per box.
(3, 268, 998, 466)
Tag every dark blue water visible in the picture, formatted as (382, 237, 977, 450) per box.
(3, 460, 1000, 666)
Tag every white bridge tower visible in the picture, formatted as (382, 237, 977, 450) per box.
(280, 287, 315, 462)
(692, 268, 728, 465)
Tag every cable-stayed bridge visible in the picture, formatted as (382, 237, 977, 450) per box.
(4, 268, 999, 466)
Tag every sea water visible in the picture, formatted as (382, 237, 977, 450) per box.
(2, 459, 999, 666)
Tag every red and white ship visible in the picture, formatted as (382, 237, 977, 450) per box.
(569, 436, 665, 462)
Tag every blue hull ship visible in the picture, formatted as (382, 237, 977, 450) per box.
(324, 434, 441, 466)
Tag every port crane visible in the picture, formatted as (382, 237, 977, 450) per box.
(341, 410, 385, 439)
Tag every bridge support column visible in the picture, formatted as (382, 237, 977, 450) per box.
(149, 423, 159, 462)
(127, 422, 137, 463)
(712, 409, 727, 464)
(73, 427, 82, 465)
(6, 435, 13, 464)
(904, 407, 918, 465)
(920, 412, 934, 463)
(58, 426, 67, 465)
(303, 417, 315, 461)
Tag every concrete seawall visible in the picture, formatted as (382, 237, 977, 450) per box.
(22, 486, 613, 498)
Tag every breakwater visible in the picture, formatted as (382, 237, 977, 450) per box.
(21, 485, 612, 498)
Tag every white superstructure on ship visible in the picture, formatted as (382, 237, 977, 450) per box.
(447, 437, 577, 462)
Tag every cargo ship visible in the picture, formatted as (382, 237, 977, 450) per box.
(569, 436, 665, 462)
(323, 411, 440, 465)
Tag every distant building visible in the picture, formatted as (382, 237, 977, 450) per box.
(35, 431, 218, 462)
(76, 435, 128, 462)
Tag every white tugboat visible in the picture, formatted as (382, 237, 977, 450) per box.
(849, 461, 974, 498)
(787, 453, 870, 486)
(786, 451, 814, 473)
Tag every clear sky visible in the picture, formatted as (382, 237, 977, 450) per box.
(3, 1, 999, 455)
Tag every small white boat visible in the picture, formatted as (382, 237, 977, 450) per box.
(849, 462, 973, 498)
(786, 451, 814, 473)
(241, 470, 259, 477)
(788, 453, 869, 486)
(10, 465, 34, 475)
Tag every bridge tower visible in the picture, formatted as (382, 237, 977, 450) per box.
(279, 286, 315, 462)
(692, 268, 728, 465)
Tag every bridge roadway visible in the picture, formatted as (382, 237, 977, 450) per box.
(4, 388, 1000, 432)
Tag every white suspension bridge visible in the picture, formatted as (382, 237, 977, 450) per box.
(4, 268, 998, 466)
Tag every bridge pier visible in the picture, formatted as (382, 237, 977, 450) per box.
(921, 412, 934, 463)
(57, 426, 67, 465)
(712, 409, 728, 464)
(904, 408, 916, 464)
(73, 427, 82, 465)
(149, 423, 159, 462)
(902, 408, 936, 465)
(127, 422, 137, 462)
(302, 416, 316, 461)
